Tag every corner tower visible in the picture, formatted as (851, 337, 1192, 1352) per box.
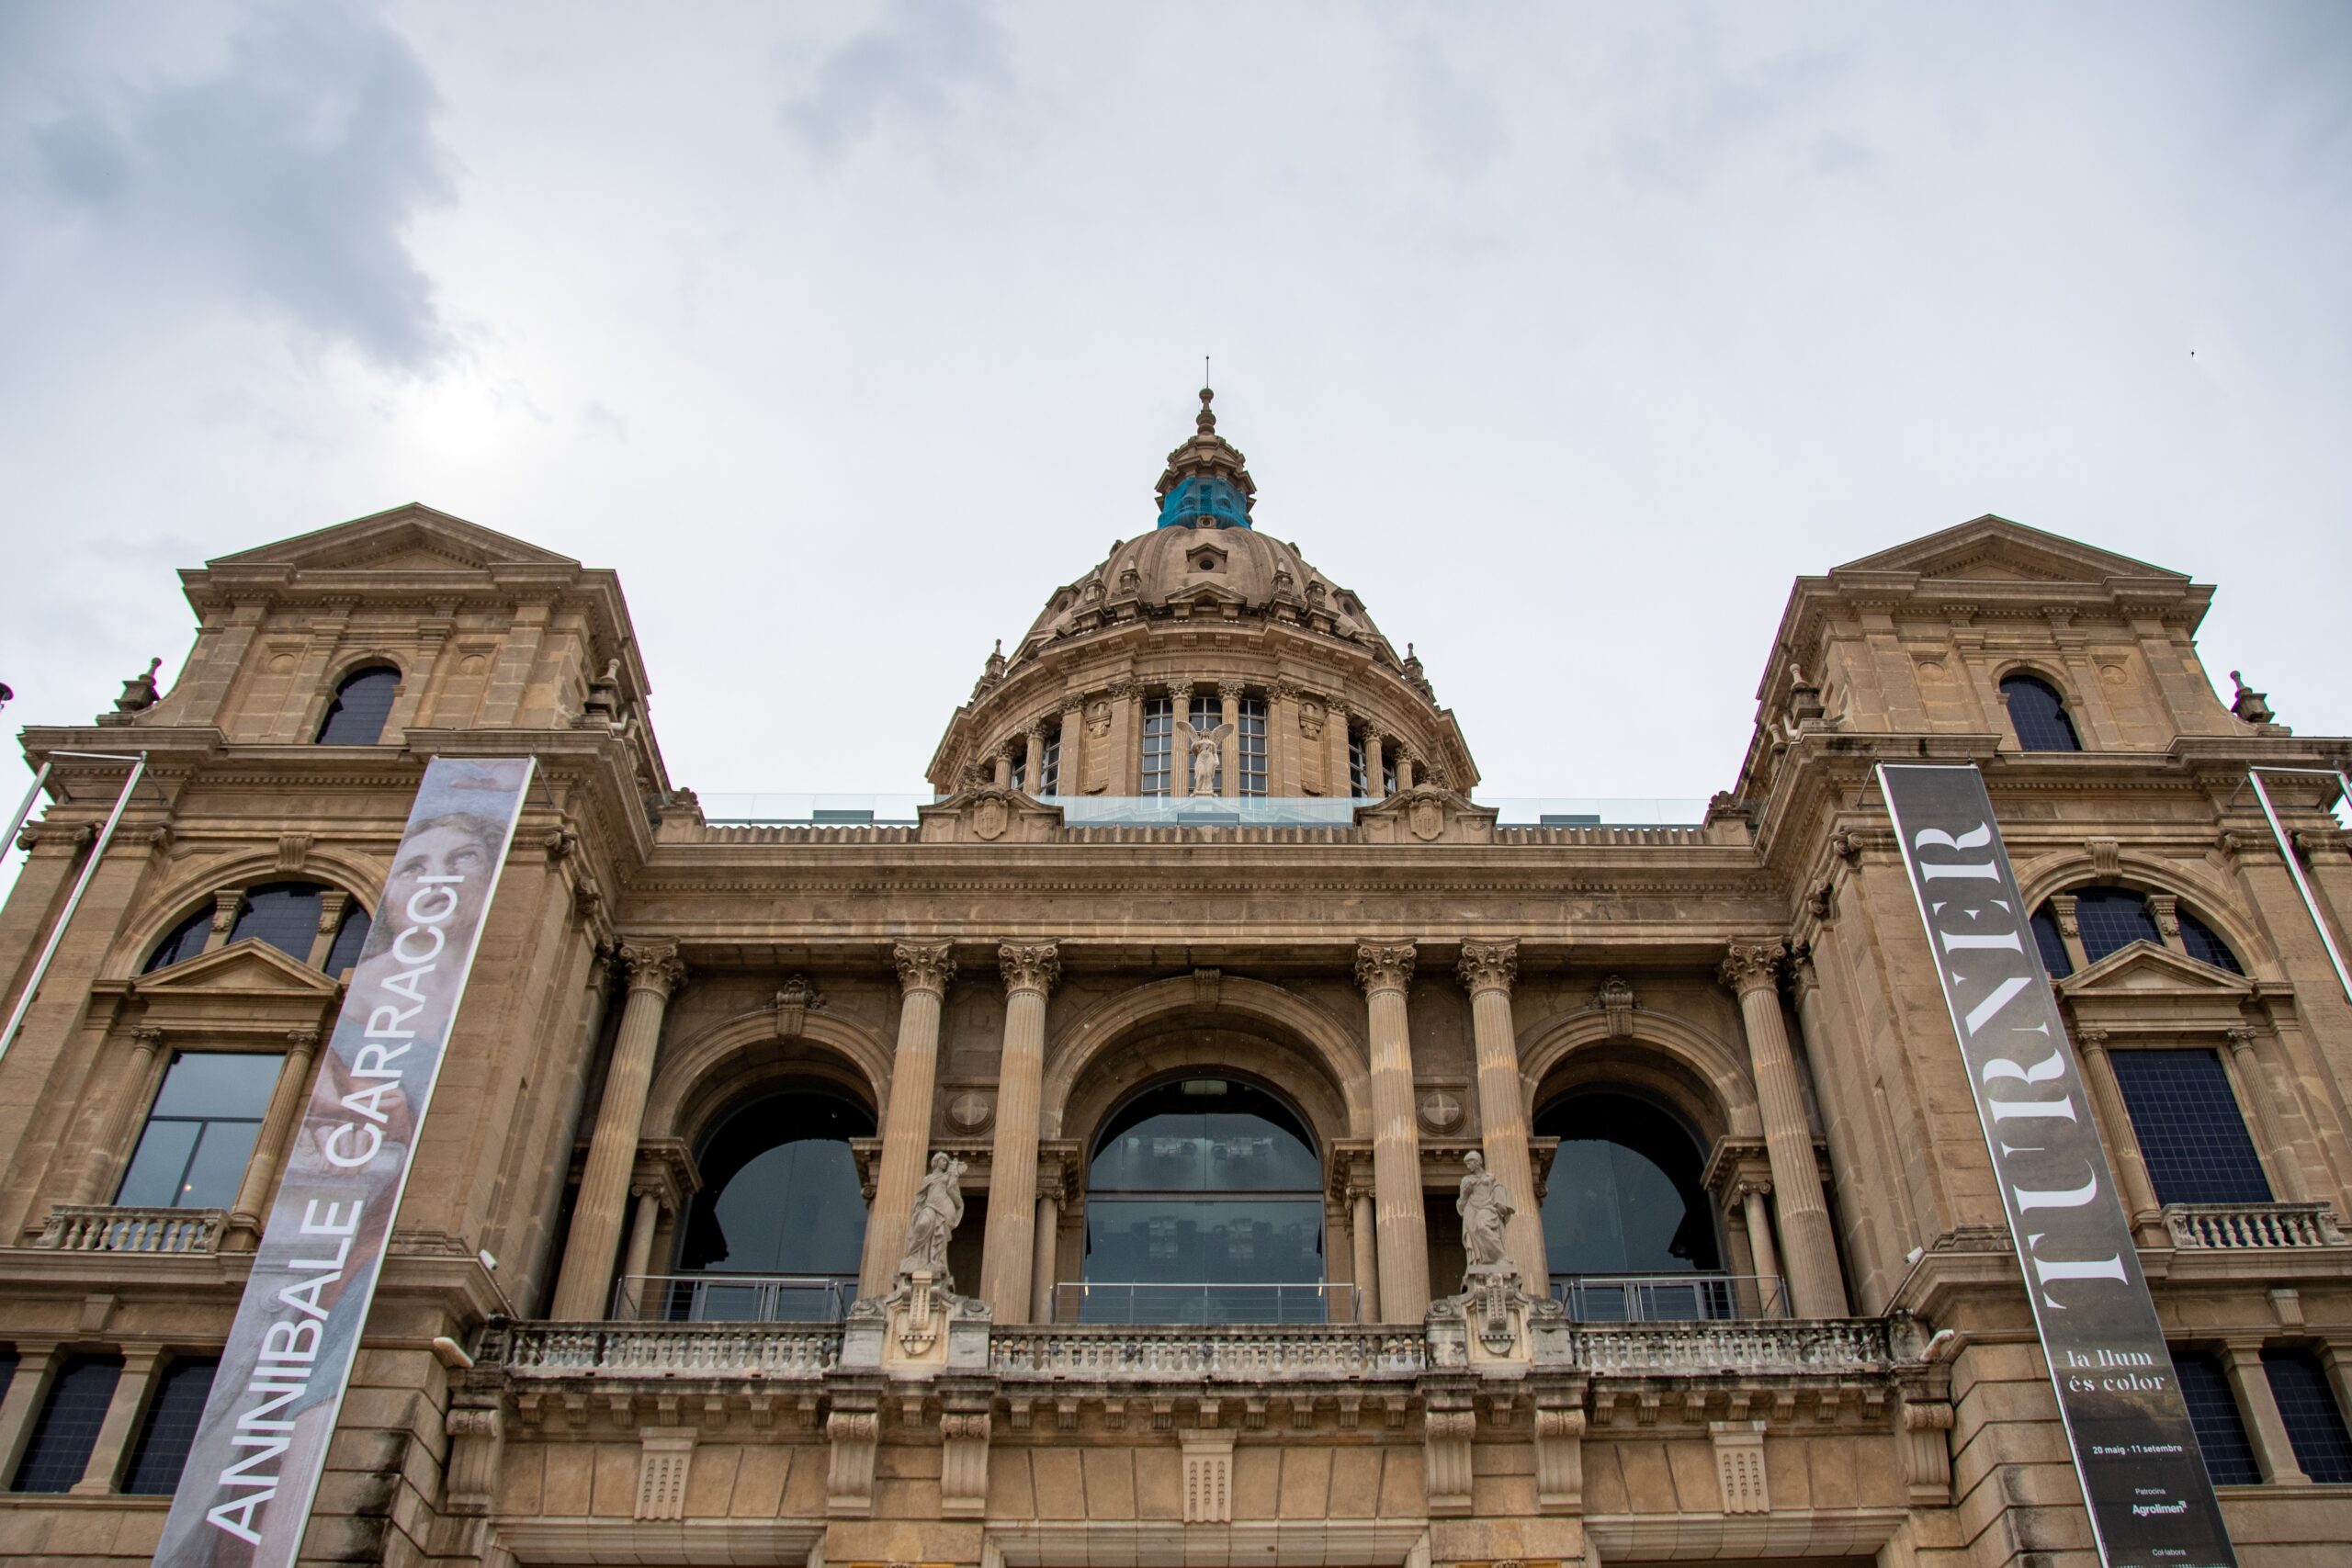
(927, 389, 1477, 800)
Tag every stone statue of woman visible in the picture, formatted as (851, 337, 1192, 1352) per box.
(898, 1152, 967, 1289)
(1457, 1150, 1515, 1275)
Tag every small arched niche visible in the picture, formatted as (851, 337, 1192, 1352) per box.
(664, 1083, 875, 1321)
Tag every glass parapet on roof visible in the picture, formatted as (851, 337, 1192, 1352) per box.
(697, 793, 1711, 828)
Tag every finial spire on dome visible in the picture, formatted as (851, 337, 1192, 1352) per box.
(1156, 379, 1256, 529)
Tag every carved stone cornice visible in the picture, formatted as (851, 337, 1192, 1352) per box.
(1456, 941, 1517, 997)
(999, 942, 1061, 998)
(893, 940, 957, 997)
(1354, 942, 1416, 997)
(1719, 940, 1786, 996)
(618, 940, 684, 998)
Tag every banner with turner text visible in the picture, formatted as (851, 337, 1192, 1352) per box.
(155, 757, 533, 1568)
(1879, 763, 2234, 1568)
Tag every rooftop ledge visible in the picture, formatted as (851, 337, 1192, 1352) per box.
(694, 794, 1712, 829)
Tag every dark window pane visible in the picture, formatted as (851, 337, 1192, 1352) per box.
(1140, 698, 1174, 796)
(2173, 1350, 2261, 1484)
(1238, 697, 1267, 797)
(315, 667, 398, 745)
(116, 1119, 200, 1208)
(2074, 890, 2162, 964)
(0, 1349, 18, 1405)
(1348, 733, 1368, 797)
(178, 1120, 264, 1209)
(2002, 675, 2081, 752)
(2264, 1349, 2352, 1483)
(2030, 908, 2073, 977)
(124, 1358, 220, 1495)
(1039, 736, 1060, 796)
(2110, 1049, 2271, 1204)
(1535, 1092, 1720, 1277)
(12, 1355, 122, 1492)
(2178, 911, 2243, 975)
(323, 905, 371, 976)
(227, 881, 324, 961)
(151, 1053, 282, 1121)
(1091, 1081, 1318, 1194)
(1085, 1199, 1324, 1288)
(678, 1090, 874, 1279)
(143, 908, 213, 973)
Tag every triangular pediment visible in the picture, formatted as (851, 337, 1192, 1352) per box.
(2057, 940, 2251, 999)
(1836, 516, 2185, 586)
(134, 940, 342, 999)
(208, 502, 577, 573)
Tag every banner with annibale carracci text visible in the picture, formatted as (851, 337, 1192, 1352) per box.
(154, 757, 533, 1568)
(1879, 763, 2234, 1568)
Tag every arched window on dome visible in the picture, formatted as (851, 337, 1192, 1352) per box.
(1534, 1090, 1731, 1320)
(2000, 674, 2081, 752)
(314, 666, 400, 746)
(1081, 1077, 1327, 1324)
(1237, 697, 1267, 796)
(664, 1088, 873, 1321)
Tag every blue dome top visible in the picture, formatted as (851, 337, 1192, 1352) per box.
(1156, 473, 1252, 530)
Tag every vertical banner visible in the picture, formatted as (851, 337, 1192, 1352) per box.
(1879, 763, 2235, 1568)
(155, 757, 533, 1568)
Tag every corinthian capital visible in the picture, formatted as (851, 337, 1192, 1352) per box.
(618, 940, 685, 998)
(893, 940, 957, 996)
(1719, 940, 1786, 995)
(999, 942, 1061, 997)
(1456, 941, 1518, 997)
(1354, 942, 1417, 997)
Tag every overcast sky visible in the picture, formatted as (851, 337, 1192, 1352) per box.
(3, 3, 2346, 830)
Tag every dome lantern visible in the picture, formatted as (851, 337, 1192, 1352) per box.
(1154, 388, 1257, 530)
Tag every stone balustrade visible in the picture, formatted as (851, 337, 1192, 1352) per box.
(36, 1204, 225, 1254)
(1572, 1317, 1894, 1377)
(990, 1325, 1430, 1382)
(2163, 1201, 2347, 1250)
(495, 1322, 842, 1379)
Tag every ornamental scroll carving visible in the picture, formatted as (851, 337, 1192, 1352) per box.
(1353, 942, 1417, 996)
(1457, 941, 1518, 996)
(999, 942, 1061, 997)
(893, 941, 956, 996)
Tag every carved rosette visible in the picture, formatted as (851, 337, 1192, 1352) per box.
(1719, 940, 1786, 997)
(1456, 941, 1518, 997)
(618, 940, 685, 998)
(893, 941, 957, 997)
(999, 942, 1061, 998)
(1353, 942, 1417, 998)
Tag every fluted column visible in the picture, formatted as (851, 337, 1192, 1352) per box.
(2076, 1027, 2164, 1240)
(618, 1188, 662, 1310)
(1363, 733, 1387, 799)
(2226, 1027, 2308, 1201)
(225, 1027, 322, 1247)
(1459, 942, 1546, 1286)
(76, 1026, 166, 1203)
(549, 940, 684, 1319)
(1023, 726, 1046, 795)
(1722, 942, 1848, 1318)
(981, 942, 1059, 1321)
(1218, 680, 1243, 799)
(1356, 942, 1430, 1321)
(1739, 1183, 1786, 1317)
(1349, 1185, 1381, 1323)
(859, 942, 956, 1294)
(1056, 700, 1082, 796)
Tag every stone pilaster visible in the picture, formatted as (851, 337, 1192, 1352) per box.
(2228, 1026, 2308, 1202)
(1458, 941, 1545, 1285)
(1355, 942, 1429, 1321)
(2075, 1028, 2165, 1242)
(1326, 698, 1353, 799)
(980, 942, 1059, 1322)
(858, 941, 956, 1294)
(549, 940, 684, 1320)
(1218, 679, 1243, 799)
(225, 1026, 322, 1248)
(1721, 941, 1848, 1318)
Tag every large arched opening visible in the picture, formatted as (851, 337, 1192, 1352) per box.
(1533, 1088, 1726, 1320)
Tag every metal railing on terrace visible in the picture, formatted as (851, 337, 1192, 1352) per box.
(611, 1272, 857, 1324)
(1551, 1272, 1785, 1322)
(1052, 1280, 1362, 1325)
(694, 793, 1710, 829)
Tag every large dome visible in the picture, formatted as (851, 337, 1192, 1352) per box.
(928, 389, 1473, 798)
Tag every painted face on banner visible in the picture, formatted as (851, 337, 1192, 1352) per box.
(385, 816, 500, 950)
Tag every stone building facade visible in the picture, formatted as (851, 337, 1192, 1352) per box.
(2, 393, 2351, 1567)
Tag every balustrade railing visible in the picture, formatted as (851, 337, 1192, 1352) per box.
(1573, 1317, 1892, 1376)
(2163, 1201, 2346, 1250)
(37, 1205, 225, 1254)
(993, 1323, 1426, 1381)
(611, 1272, 855, 1324)
(1551, 1272, 1783, 1322)
(498, 1322, 842, 1378)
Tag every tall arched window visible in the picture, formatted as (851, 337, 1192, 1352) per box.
(314, 666, 399, 745)
(1082, 1077, 1325, 1323)
(670, 1088, 872, 1320)
(1535, 1090, 1724, 1320)
(2000, 674, 2081, 752)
